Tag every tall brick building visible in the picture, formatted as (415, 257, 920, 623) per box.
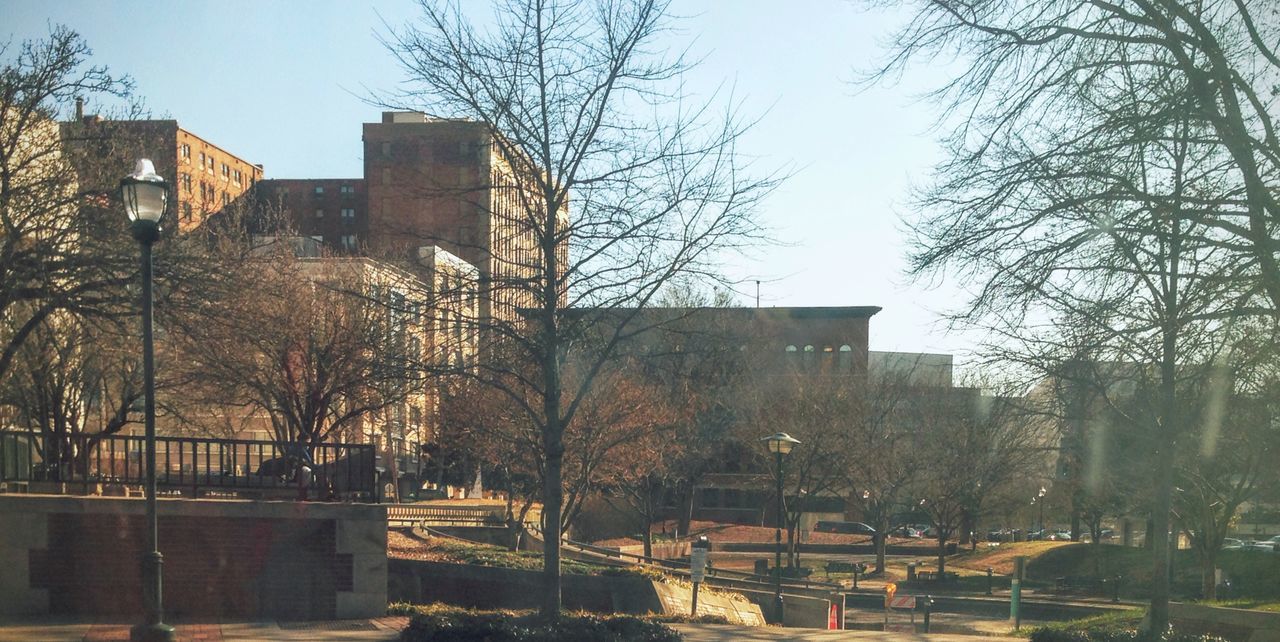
(257, 111, 559, 326)
(254, 178, 368, 253)
(62, 106, 264, 233)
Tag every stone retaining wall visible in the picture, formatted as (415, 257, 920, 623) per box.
(0, 494, 385, 620)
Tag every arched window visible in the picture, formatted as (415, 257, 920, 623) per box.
(839, 345, 853, 370)
(785, 345, 798, 353)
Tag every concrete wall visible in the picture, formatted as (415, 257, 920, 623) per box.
(1168, 602, 1280, 642)
(0, 495, 385, 620)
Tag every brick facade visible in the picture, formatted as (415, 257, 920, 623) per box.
(0, 495, 386, 620)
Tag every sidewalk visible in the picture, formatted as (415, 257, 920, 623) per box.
(0, 617, 408, 642)
(0, 618, 1028, 642)
(673, 623, 1024, 641)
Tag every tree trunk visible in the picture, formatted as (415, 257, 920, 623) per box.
(540, 436, 563, 620)
(642, 519, 653, 559)
(679, 487, 693, 536)
(1148, 437, 1175, 633)
(786, 522, 797, 568)
(1200, 550, 1217, 600)
(936, 535, 947, 573)
(875, 532, 886, 574)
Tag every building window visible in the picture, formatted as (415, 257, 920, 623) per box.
(341, 234, 357, 251)
(221, 163, 230, 178)
(180, 144, 191, 159)
(222, 192, 230, 206)
(207, 156, 214, 170)
(340, 185, 355, 195)
(198, 151, 205, 166)
(341, 208, 355, 222)
(182, 203, 193, 221)
(181, 173, 191, 192)
(233, 169, 242, 183)
(315, 208, 324, 218)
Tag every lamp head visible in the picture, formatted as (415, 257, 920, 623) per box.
(121, 159, 168, 241)
(761, 432, 800, 455)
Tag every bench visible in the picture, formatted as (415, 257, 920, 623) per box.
(917, 570, 959, 582)
(824, 561, 866, 577)
(1054, 576, 1108, 594)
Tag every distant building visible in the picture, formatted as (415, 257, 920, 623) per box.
(255, 178, 368, 253)
(363, 111, 563, 325)
(61, 105, 264, 232)
(868, 351, 954, 387)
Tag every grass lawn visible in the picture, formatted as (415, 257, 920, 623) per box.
(950, 541, 1280, 601)
(1022, 608, 1146, 637)
(390, 528, 656, 577)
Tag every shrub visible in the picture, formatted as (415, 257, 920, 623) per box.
(598, 565, 669, 582)
(1028, 627, 1229, 642)
(396, 604, 682, 642)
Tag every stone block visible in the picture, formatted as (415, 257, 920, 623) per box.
(336, 516, 386, 555)
(336, 591, 386, 619)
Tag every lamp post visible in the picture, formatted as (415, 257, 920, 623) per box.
(122, 159, 175, 642)
(1037, 486, 1047, 534)
(761, 431, 799, 625)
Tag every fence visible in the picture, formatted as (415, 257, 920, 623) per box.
(387, 505, 504, 527)
(0, 429, 378, 502)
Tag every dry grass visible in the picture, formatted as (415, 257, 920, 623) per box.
(948, 541, 1074, 575)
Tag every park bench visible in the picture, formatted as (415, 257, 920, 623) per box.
(916, 570, 959, 582)
(823, 561, 866, 577)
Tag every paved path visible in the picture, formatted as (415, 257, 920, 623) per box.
(673, 624, 1024, 641)
(1, 617, 1028, 642)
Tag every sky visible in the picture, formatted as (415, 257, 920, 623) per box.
(6, 0, 980, 361)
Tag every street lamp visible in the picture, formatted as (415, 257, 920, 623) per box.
(761, 431, 800, 625)
(1037, 486, 1047, 534)
(122, 159, 175, 642)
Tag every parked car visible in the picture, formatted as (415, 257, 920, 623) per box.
(1245, 536, 1280, 552)
(987, 528, 1022, 542)
(813, 520, 877, 535)
(1221, 538, 1246, 550)
(892, 525, 924, 538)
(1048, 529, 1073, 541)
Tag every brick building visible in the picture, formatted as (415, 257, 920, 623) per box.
(254, 179, 367, 253)
(62, 105, 264, 232)
(362, 111, 559, 324)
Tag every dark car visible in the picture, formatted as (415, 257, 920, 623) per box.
(813, 520, 877, 535)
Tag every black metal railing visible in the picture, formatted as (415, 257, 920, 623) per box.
(0, 429, 378, 502)
(386, 505, 504, 527)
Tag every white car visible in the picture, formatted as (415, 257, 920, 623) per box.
(1221, 538, 1246, 550)
(1246, 536, 1280, 552)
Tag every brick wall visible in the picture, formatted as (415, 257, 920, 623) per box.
(0, 495, 385, 620)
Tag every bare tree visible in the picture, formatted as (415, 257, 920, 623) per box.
(845, 366, 932, 574)
(865, 2, 1277, 626)
(0, 314, 143, 478)
(0, 26, 142, 381)
(172, 251, 427, 475)
(913, 384, 1043, 574)
(1174, 336, 1280, 599)
(381, 0, 775, 617)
